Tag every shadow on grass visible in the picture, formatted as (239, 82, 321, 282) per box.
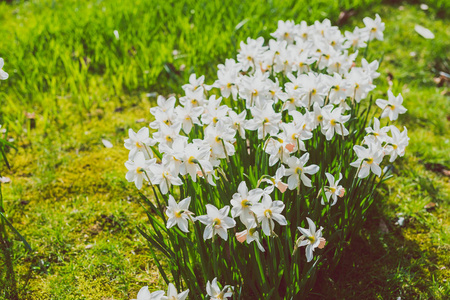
(312, 199, 447, 299)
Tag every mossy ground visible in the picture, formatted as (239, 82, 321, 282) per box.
(0, 0, 449, 299)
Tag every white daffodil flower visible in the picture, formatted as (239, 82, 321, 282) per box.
(346, 68, 375, 103)
(228, 110, 247, 139)
(174, 103, 204, 134)
(230, 181, 263, 225)
(284, 152, 320, 189)
(201, 95, 230, 126)
(161, 283, 189, 300)
(149, 162, 182, 194)
(132, 286, 165, 300)
(384, 126, 409, 162)
(321, 173, 345, 206)
(124, 127, 156, 160)
(246, 102, 282, 139)
(350, 141, 384, 178)
(182, 73, 211, 93)
(363, 14, 385, 41)
(364, 117, 390, 143)
(176, 143, 212, 182)
(321, 106, 351, 140)
(166, 195, 195, 233)
(343, 26, 368, 49)
(125, 152, 156, 190)
(179, 86, 206, 107)
(296, 217, 325, 262)
(237, 37, 268, 72)
(206, 278, 234, 300)
(376, 90, 407, 121)
(197, 204, 236, 241)
(204, 122, 236, 160)
(251, 194, 287, 236)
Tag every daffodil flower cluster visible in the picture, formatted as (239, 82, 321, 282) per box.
(125, 16, 408, 298)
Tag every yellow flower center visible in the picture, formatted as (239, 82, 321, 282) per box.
(213, 117, 219, 124)
(213, 218, 222, 226)
(295, 167, 303, 174)
(188, 156, 196, 164)
(135, 141, 143, 148)
(136, 167, 144, 174)
(330, 119, 337, 126)
(226, 82, 232, 88)
(241, 199, 251, 207)
(311, 89, 317, 95)
(308, 235, 316, 243)
(366, 157, 374, 164)
(264, 209, 272, 218)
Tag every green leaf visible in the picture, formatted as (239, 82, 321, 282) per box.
(0, 212, 32, 252)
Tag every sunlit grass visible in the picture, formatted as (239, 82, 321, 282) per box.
(0, 0, 448, 299)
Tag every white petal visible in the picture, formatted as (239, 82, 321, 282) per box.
(414, 25, 435, 39)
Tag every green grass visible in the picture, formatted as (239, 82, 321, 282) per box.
(0, 0, 449, 299)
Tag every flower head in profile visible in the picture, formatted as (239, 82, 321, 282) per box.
(235, 219, 265, 252)
(161, 283, 189, 300)
(384, 125, 409, 162)
(376, 90, 407, 121)
(206, 278, 234, 300)
(166, 195, 195, 233)
(321, 173, 345, 206)
(262, 165, 288, 194)
(197, 204, 236, 241)
(132, 286, 165, 300)
(295, 217, 325, 262)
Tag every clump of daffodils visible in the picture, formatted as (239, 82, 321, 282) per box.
(126, 15, 408, 298)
